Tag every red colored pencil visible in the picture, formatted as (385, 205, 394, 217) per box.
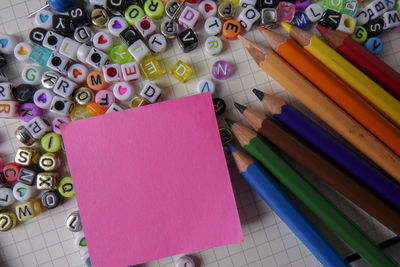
(316, 25, 400, 99)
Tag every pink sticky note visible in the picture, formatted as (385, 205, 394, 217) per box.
(61, 93, 242, 267)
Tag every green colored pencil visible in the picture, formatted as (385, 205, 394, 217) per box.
(227, 118, 396, 267)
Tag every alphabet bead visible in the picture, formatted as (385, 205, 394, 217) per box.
(120, 26, 141, 46)
(144, 0, 165, 19)
(205, 17, 223, 36)
(0, 100, 19, 119)
(140, 56, 166, 80)
(214, 98, 226, 115)
(17, 167, 36, 186)
(15, 126, 35, 146)
(106, 102, 124, 113)
(356, 8, 370, 26)
(197, 79, 215, 94)
(0, 34, 17, 55)
(318, 9, 341, 29)
(240, 0, 257, 8)
(364, 37, 383, 55)
(198, 0, 217, 19)
(26, 116, 51, 139)
(140, 82, 162, 103)
(171, 61, 192, 83)
(47, 52, 71, 75)
(77, 44, 91, 63)
(177, 29, 199, 52)
(58, 176, 75, 198)
(113, 81, 134, 101)
(135, 15, 157, 39)
(37, 172, 59, 190)
(321, 0, 343, 12)
(66, 211, 82, 232)
(52, 15, 73, 35)
(212, 60, 231, 80)
(129, 96, 150, 108)
(74, 26, 93, 43)
(383, 10, 400, 29)
(165, 0, 180, 18)
(59, 37, 80, 60)
(218, 2, 235, 20)
(0, 82, 13, 101)
(21, 65, 41, 85)
(41, 190, 62, 209)
(14, 42, 32, 62)
(305, 3, 323, 22)
(257, 0, 279, 9)
(85, 47, 109, 68)
(161, 21, 179, 39)
(128, 39, 151, 61)
(43, 31, 64, 51)
(67, 63, 89, 84)
(41, 71, 60, 89)
(12, 84, 36, 103)
(74, 87, 94, 106)
(341, 0, 358, 17)
(13, 182, 37, 202)
(205, 36, 223, 56)
(15, 199, 42, 222)
(29, 27, 48, 46)
(366, 0, 388, 20)
(110, 45, 132, 64)
(103, 63, 122, 82)
(261, 8, 277, 28)
(52, 116, 70, 135)
(0, 187, 16, 207)
(91, 7, 110, 28)
(70, 105, 91, 121)
(176, 256, 195, 267)
(15, 147, 40, 166)
(33, 89, 54, 110)
(0, 211, 17, 232)
(125, 5, 145, 25)
(121, 61, 141, 81)
(49, 95, 75, 116)
(148, 34, 167, 53)
(87, 101, 106, 116)
(53, 76, 78, 98)
(107, 0, 125, 14)
(108, 16, 129, 36)
(87, 70, 109, 91)
(276, 1, 296, 23)
(337, 14, 356, 34)
(75, 232, 87, 251)
(35, 9, 54, 29)
(222, 19, 242, 40)
(365, 18, 384, 36)
(239, 6, 261, 31)
(95, 90, 115, 108)
(291, 11, 309, 30)
(19, 103, 42, 122)
(93, 32, 113, 51)
(69, 4, 90, 26)
(41, 132, 62, 153)
(39, 153, 60, 171)
(179, 6, 201, 29)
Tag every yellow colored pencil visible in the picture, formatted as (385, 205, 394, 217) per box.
(281, 22, 400, 128)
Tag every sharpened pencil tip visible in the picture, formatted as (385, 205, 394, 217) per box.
(227, 143, 236, 153)
(315, 24, 328, 34)
(280, 21, 291, 33)
(234, 102, 247, 114)
(252, 89, 264, 101)
(225, 118, 235, 128)
(258, 26, 264, 32)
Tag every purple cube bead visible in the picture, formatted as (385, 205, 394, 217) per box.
(212, 60, 231, 80)
(19, 103, 42, 122)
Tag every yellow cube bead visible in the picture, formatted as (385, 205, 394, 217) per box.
(0, 211, 17, 232)
(15, 147, 40, 166)
(171, 60, 192, 83)
(15, 199, 42, 222)
(140, 55, 165, 80)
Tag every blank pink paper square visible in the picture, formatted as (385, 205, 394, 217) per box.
(61, 93, 242, 267)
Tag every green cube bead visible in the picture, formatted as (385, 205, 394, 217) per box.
(340, 0, 358, 17)
(321, 0, 343, 12)
(109, 45, 132, 64)
(351, 25, 368, 44)
(125, 5, 145, 25)
(144, 0, 164, 19)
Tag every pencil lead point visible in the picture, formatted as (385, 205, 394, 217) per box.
(252, 89, 264, 101)
(234, 102, 247, 114)
(227, 143, 236, 153)
(225, 118, 235, 128)
(258, 26, 265, 32)
(280, 21, 291, 33)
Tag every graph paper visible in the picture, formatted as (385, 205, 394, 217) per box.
(0, 0, 399, 266)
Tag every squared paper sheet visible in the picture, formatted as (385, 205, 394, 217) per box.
(61, 93, 242, 267)
(0, 0, 400, 266)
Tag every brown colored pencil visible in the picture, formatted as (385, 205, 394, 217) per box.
(237, 35, 400, 182)
(234, 102, 400, 235)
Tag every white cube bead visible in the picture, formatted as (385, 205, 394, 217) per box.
(383, 10, 400, 30)
(140, 82, 161, 103)
(33, 89, 55, 109)
(106, 102, 124, 114)
(356, 8, 370, 25)
(47, 52, 70, 75)
(128, 39, 150, 62)
(134, 15, 157, 39)
(103, 64, 122, 83)
(179, 6, 200, 29)
(0, 82, 13, 100)
(53, 76, 77, 98)
(239, 6, 260, 31)
(43, 31, 64, 51)
(49, 96, 75, 116)
(366, 0, 388, 20)
(85, 47, 109, 68)
(59, 37, 80, 60)
(337, 14, 356, 34)
(121, 61, 141, 81)
(26, 116, 51, 139)
(0, 100, 19, 118)
(239, 0, 257, 8)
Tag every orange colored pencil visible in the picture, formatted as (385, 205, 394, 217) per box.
(258, 27, 400, 156)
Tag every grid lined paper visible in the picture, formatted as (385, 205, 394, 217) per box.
(0, 0, 400, 266)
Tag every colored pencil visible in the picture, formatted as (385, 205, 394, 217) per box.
(281, 22, 400, 127)
(234, 102, 400, 234)
(258, 27, 400, 157)
(251, 90, 400, 210)
(228, 144, 348, 267)
(227, 119, 396, 267)
(316, 25, 400, 99)
(237, 35, 400, 182)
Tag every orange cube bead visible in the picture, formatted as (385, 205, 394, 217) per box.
(86, 71, 109, 91)
(86, 102, 106, 116)
(222, 19, 241, 40)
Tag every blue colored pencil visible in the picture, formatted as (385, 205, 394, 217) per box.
(253, 89, 400, 210)
(228, 144, 348, 267)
